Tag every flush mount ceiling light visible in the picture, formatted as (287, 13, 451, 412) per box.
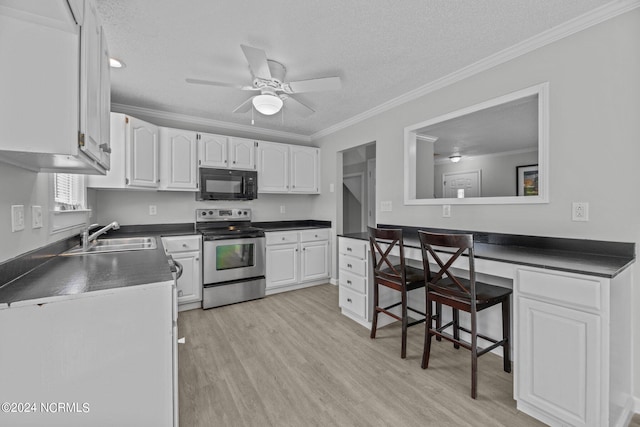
(449, 155, 462, 163)
(252, 93, 283, 116)
(109, 57, 125, 68)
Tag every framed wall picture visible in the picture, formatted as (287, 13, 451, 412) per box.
(517, 164, 539, 196)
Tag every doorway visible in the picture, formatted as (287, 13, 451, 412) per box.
(341, 143, 376, 234)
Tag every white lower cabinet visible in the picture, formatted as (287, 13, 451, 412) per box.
(162, 235, 202, 311)
(514, 267, 632, 427)
(265, 229, 330, 294)
(0, 282, 177, 426)
(338, 237, 370, 324)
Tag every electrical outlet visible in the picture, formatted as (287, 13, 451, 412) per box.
(32, 205, 43, 229)
(380, 201, 392, 212)
(442, 204, 451, 218)
(149, 205, 157, 216)
(572, 202, 589, 221)
(280, 205, 286, 214)
(11, 205, 25, 232)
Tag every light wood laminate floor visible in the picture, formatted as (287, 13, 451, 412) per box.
(178, 284, 640, 427)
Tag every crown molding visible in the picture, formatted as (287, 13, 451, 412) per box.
(110, 103, 311, 143)
(311, 0, 640, 141)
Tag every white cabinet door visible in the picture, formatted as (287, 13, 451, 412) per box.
(127, 116, 159, 188)
(266, 243, 298, 289)
(160, 127, 198, 190)
(79, 0, 102, 164)
(198, 132, 228, 168)
(98, 27, 111, 169)
(229, 137, 255, 170)
(172, 252, 202, 305)
(257, 141, 289, 192)
(516, 296, 600, 427)
(300, 240, 330, 282)
(290, 145, 319, 193)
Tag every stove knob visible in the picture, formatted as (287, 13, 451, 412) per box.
(201, 211, 206, 216)
(244, 211, 248, 215)
(208, 211, 213, 215)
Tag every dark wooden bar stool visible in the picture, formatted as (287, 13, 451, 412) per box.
(368, 227, 435, 359)
(417, 231, 512, 399)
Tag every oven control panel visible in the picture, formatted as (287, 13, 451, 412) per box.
(196, 208, 252, 222)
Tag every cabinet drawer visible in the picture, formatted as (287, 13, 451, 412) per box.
(339, 238, 367, 259)
(266, 231, 299, 245)
(339, 286, 366, 318)
(299, 228, 330, 242)
(516, 268, 603, 312)
(339, 256, 367, 276)
(162, 236, 201, 253)
(339, 270, 366, 294)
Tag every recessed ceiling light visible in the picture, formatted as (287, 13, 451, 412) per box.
(109, 57, 125, 68)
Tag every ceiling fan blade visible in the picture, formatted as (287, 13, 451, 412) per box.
(185, 78, 256, 90)
(240, 45, 272, 80)
(288, 76, 341, 93)
(284, 95, 315, 117)
(232, 96, 254, 113)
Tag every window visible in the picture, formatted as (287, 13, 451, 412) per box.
(50, 173, 89, 234)
(53, 173, 85, 210)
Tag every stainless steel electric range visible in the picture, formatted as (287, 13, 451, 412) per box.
(196, 208, 265, 309)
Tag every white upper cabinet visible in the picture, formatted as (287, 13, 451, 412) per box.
(290, 145, 320, 193)
(0, 0, 111, 174)
(159, 127, 198, 191)
(198, 133, 228, 168)
(257, 141, 320, 194)
(127, 117, 159, 188)
(257, 141, 290, 192)
(198, 133, 255, 170)
(229, 138, 256, 170)
(88, 113, 159, 189)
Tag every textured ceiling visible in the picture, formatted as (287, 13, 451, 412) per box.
(96, 0, 613, 137)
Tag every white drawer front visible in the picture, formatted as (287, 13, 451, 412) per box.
(162, 236, 201, 253)
(339, 256, 366, 276)
(299, 228, 330, 242)
(339, 238, 367, 259)
(266, 231, 299, 245)
(339, 270, 366, 294)
(339, 286, 366, 318)
(516, 268, 603, 312)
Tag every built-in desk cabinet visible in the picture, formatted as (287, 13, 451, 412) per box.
(337, 234, 634, 427)
(265, 229, 330, 294)
(514, 267, 632, 427)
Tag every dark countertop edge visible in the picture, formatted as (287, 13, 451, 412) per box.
(252, 220, 332, 231)
(339, 228, 635, 279)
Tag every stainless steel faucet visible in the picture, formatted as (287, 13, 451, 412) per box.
(81, 221, 120, 250)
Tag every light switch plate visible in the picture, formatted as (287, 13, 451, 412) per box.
(149, 205, 157, 216)
(442, 205, 451, 217)
(32, 205, 43, 228)
(380, 201, 392, 212)
(11, 205, 25, 232)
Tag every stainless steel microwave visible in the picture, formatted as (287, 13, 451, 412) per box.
(197, 168, 257, 201)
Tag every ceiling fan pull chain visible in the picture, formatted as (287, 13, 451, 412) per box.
(251, 105, 254, 125)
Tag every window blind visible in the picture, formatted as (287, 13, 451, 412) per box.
(54, 174, 83, 207)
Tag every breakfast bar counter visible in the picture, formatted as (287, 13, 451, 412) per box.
(338, 225, 635, 427)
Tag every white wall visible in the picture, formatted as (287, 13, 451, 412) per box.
(0, 163, 82, 263)
(94, 189, 318, 225)
(313, 10, 640, 401)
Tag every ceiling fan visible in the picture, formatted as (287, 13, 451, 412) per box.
(186, 45, 341, 117)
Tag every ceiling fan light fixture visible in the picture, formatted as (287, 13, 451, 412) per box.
(449, 155, 462, 163)
(252, 94, 283, 115)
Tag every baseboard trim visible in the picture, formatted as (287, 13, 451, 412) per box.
(635, 396, 640, 413)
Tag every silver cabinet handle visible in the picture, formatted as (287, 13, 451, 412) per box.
(347, 298, 352, 303)
(347, 247, 352, 252)
(347, 280, 352, 285)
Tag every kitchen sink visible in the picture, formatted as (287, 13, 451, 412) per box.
(63, 236, 157, 255)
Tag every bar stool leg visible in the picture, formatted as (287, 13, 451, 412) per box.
(502, 297, 512, 373)
(370, 282, 379, 339)
(421, 294, 433, 369)
(401, 289, 408, 358)
(453, 308, 460, 349)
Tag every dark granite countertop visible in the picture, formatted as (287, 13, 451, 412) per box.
(340, 226, 635, 279)
(0, 236, 174, 306)
(0, 220, 331, 306)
